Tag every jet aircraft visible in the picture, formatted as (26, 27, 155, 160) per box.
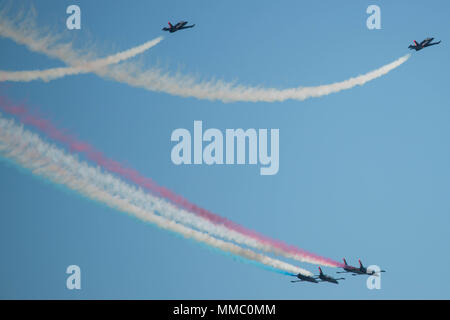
(290, 273, 319, 284)
(337, 258, 385, 276)
(162, 21, 195, 33)
(408, 38, 441, 51)
(317, 267, 345, 284)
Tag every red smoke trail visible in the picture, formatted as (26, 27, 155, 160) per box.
(0, 95, 343, 267)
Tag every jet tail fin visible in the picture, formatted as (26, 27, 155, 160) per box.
(414, 40, 419, 46)
(168, 22, 173, 28)
(343, 258, 348, 266)
(318, 267, 323, 275)
(359, 259, 363, 268)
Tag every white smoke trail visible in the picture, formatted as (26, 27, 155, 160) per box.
(0, 11, 339, 266)
(0, 113, 312, 276)
(0, 9, 409, 102)
(0, 104, 336, 268)
(98, 54, 410, 102)
(0, 10, 346, 267)
(0, 37, 163, 82)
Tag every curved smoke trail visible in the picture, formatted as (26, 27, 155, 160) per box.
(0, 9, 409, 103)
(0, 96, 340, 267)
(0, 36, 163, 82)
(0, 10, 341, 266)
(102, 54, 410, 103)
(0, 113, 313, 277)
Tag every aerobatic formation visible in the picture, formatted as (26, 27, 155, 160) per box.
(0, 97, 387, 285)
(1, 7, 441, 287)
(0, 10, 414, 103)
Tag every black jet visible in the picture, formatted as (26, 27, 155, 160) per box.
(337, 258, 386, 276)
(408, 38, 441, 51)
(317, 267, 345, 284)
(290, 273, 319, 284)
(162, 21, 195, 33)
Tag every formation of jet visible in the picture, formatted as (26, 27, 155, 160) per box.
(161, 24, 441, 57)
(336, 258, 386, 276)
(161, 20, 433, 288)
(162, 21, 195, 33)
(290, 259, 386, 285)
(291, 267, 345, 285)
(408, 38, 441, 51)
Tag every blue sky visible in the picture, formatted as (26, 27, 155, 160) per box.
(0, 0, 449, 299)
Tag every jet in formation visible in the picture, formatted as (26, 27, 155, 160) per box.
(408, 38, 441, 51)
(291, 267, 345, 285)
(336, 258, 386, 276)
(162, 21, 195, 33)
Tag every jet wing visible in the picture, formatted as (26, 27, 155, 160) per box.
(421, 38, 433, 46)
(426, 41, 441, 47)
(180, 24, 195, 29)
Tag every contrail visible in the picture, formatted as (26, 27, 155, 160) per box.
(101, 54, 410, 103)
(0, 36, 163, 82)
(0, 10, 345, 266)
(0, 113, 313, 277)
(0, 9, 409, 102)
(0, 96, 341, 267)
